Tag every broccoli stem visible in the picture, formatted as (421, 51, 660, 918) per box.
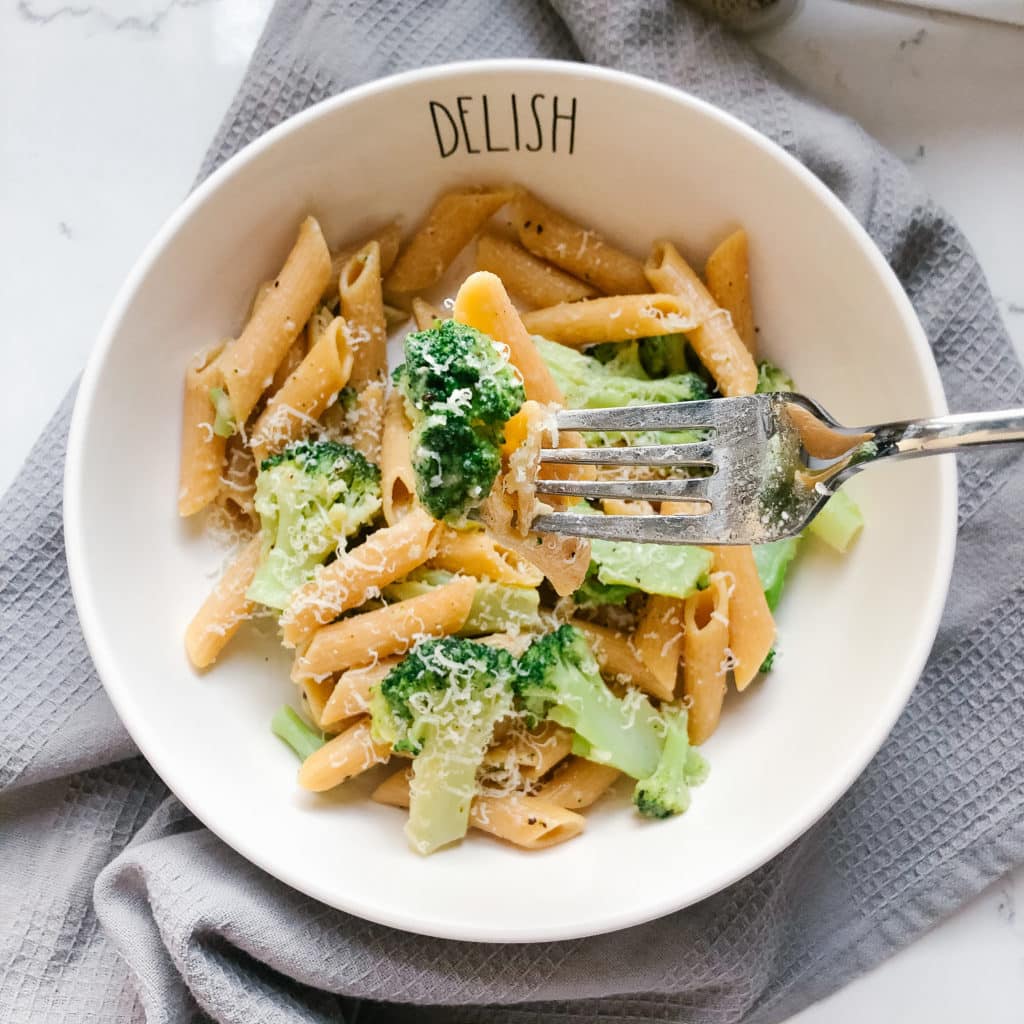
(752, 537, 800, 612)
(808, 489, 864, 553)
(406, 735, 482, 856)
(558, 682, 663, 780)
(271, 705, 325, 761)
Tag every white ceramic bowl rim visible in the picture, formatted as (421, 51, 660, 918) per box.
(64, 59, 957, 942)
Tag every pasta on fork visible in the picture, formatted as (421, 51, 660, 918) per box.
(178, 187, 863, 856)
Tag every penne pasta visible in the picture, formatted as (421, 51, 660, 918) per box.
(320, 658, 401, 728)
(704, 228, 756, 355)
(385, 186, 517, 295)
(325, 221, 402, 303)
(645, 240, 757, 397)
(411, 297, 442, 332)
(282, 507, 440, 647)
(349, 380, 386, 465)
(535, 756, 621, 810)
(520, 293, 698, 348)
(480, 489, 590, 597)
(380, 388, 418, 524)
(633, 595, 685, 702)
(572, 620, 666, 699)
(294, 576, 477, 677)
(298, 675, 336, 731)
(428, 528, 544, 587)
(214, 434, 258, 528)
(184, 536, 262, 669)
(218, 216, 332, 425)
(271, 334, 308, 394)
(476, 231, 598, 308)
(512, 192, 648, 295)
(298, 717, 391, 792)
(250, 279, 275, 318)
(706, 546, 775, 691)
(250, 315, 353, 461)
(373, 769, 585, 850)
(484, 722, 574, 783)
(178, 343, 227, 517)
(340, 241, 388, 386)
(683, 572, 731, 745)
(306, 304, 335, 349)
(601, 499, 654, 517)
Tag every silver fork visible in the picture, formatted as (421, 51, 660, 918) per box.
(531, 394, 1024, 545)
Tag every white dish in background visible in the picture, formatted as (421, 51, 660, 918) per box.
(64, 60, 956, 942)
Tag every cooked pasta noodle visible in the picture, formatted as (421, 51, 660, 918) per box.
(218, 216, 332, 424)
(512, 192, 648, 295)
(476, 231, 598, 308)
(645, 240, 757, 397)
(373, 769, 585, 850)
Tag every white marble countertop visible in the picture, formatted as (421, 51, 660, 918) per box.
(2, 0, 1022, 1018)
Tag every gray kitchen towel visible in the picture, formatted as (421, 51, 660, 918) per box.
(2, 1, 1023, 1021)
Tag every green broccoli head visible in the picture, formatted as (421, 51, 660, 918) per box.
(756, 361, 796, 394)
(514, 625, 663, 780)
(535, 335, 708, 410)
(246, 440, 382, 610)
(370, 637, 516, 855)
(633, 705, 709, 819)
(587, 341, 648, 379)
(396, 319, 525, 523)
(638, 334, 689, 378)
(413, 419, 502, 523)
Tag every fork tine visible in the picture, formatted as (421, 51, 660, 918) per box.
(534, 477, 712, 502)
(531, 511, 723, 546)
(555, 400, 720, 433)
(539, 441, 715, 466)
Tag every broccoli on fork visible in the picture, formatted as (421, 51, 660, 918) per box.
(515, 625, 664, 781)
(246, 440, 382, 610)
(395, 319, 525, 523)
(633, 705, 709, 819)
(370, 637, 517, 855)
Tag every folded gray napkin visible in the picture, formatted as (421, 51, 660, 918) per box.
(2, 2, 1023, 1022)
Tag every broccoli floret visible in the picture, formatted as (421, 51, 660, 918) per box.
(396, 319, 525, 523)
(514, 625, 663, 780)
(586, 341, 648, 379)
(370, 637, 516, 855)
(537, 336, 709, 410)
(638, 334, 689, 377)
(246, 440, 382, 610)
(414, 418, 502, 523)
(759, 649, 776, 674)
(756, 361, 795, 394)
(633, 706, 709, 819)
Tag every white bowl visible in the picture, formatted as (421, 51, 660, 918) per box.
(65, 60, 956, 942)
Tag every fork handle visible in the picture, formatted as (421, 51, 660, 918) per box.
(866, 407, 1024, 458)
